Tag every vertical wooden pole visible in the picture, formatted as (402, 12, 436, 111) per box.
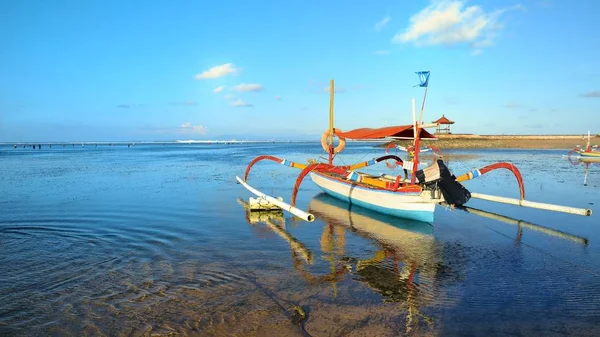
(329, 79, 335, 164)
(412, 71, 430, 183)
(587, 130, 591, 152)
(411, 99, 419, 183)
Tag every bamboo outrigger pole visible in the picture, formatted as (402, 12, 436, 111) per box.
(236, 176, 315, 222)
(470, 192, 592, 217)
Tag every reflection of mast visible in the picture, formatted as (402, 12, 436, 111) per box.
(309, 193, 440, 334)
(576, 157, 600, 186)
(320, 223, 346, 297)
(567, 154, 600, 186)
(240, 193, 453, 335)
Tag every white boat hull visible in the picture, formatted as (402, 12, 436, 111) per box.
(579, 150, 600, 158)
(309, 172, 440, 223)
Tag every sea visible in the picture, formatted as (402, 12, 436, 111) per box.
(1, 142, 599, 336)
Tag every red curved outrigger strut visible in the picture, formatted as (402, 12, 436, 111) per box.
(456, 162, 525, 200)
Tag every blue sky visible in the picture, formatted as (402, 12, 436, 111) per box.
(1, 0, 599, 141)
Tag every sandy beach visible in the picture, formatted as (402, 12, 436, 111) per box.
(384, 134, 599, 149)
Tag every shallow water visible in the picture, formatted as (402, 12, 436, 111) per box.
(1, 143, 599, 336)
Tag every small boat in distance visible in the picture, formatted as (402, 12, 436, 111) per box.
(237, 72, 592, 222)
(571, 131, 600, 158)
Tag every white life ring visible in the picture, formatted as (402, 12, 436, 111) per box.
(321, 128, 346, 154)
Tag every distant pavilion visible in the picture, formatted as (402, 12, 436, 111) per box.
(432, 115, 454, 134)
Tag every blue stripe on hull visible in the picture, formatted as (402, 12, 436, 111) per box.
(315, 183, 435, 223)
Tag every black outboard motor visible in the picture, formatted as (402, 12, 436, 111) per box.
(415, 159, 471, 206)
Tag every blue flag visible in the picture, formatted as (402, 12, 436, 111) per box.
(415, 71, 430, 87)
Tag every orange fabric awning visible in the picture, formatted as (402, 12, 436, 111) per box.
(336, 125, 436, 140)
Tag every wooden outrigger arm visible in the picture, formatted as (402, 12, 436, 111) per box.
(243, 154, 405, 181)
(456, 162, 525, 199)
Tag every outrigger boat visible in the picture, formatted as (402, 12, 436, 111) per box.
(237, 72, 592, 222)
(570, 131, 600, 158)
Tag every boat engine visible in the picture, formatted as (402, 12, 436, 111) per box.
(415, 160, 471, 206)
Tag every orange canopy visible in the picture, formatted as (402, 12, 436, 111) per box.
(336, 125, 436, 140)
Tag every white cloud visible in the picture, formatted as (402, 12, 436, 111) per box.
(231, 99, 253, 107)
(213, 86, 224, 93)
(179, 122, 207, 134)
(374, 15, 391, 31)
(224, 94, 235, 100)
(374, 50, 391, 55)
(392, 1, 523, 52)
(274, 96, 282, 101)
(232, 83, 263, 92)
(192, 125, 207, 133)
(195, 63, 239, 79)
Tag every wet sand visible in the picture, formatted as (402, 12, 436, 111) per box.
(384, 134, 598, 149)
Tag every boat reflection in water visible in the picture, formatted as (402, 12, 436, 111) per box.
(308, 193, 446, 332)
(567, 153, 600, 186)
(238, 188, 590, 335)
(239, 193, 462, 335)
(577, 157, 600, 186)
(238, 198, 314, 265)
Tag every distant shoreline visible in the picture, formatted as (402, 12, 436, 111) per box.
(383, 134, 599, 150)
(1, 134, 598, 150)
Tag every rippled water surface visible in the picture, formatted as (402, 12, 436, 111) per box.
(1, 143, 599, 336)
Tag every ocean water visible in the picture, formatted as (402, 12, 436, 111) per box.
(1, 143, 599, 336)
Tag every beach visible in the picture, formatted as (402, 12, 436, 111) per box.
(383, 134, 598, 149)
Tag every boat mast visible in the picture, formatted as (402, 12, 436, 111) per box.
(411, 99, 420, 183)
(587, 130, 591, 152)
(411, 71, 431, 183)
(329, 79, 335, 165)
